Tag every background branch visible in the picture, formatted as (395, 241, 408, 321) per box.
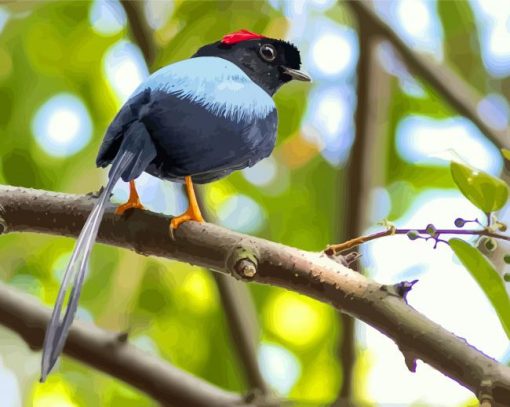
(0, 280, 244, 407)
(198, 190, 272, 399)
(333, 9, 392, 403)
(2, 186, 510, 405)
(347, 0, 510, 151)
(120, 0, 156, 66)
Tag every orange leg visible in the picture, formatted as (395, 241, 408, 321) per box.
(170, 176, 205, 231)
(115, 180, 144, 215)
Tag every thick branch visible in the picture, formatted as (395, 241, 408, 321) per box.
(0, 280, 243, 406)
(1, 186, 510, 404)
(348, 0, 510, 150)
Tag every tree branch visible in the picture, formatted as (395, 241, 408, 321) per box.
(197, 188, 272, 398)
(333, 21, 388, 405)
(1, 186, 510, 405)
(325, 226, 510, 255)
(347, 0, 510, 150)
(0, 280, 244, 406)
(119, 0, 156, 66)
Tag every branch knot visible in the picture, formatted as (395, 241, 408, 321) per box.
(226, 244, 259, 280)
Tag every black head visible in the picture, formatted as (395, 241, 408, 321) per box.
(192, 29, 311, 96)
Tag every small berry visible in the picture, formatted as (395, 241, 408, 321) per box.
(504, 273, 510, 282)
(454, 218, 465, 228)
(484, 238, 497, 252)
(425, 224, 437, 236)
(407, 230, 419, 241)
(504, 255, 510, 264)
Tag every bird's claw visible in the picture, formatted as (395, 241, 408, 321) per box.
(169, 212, 204, 240)
(115, 201, 144, 216)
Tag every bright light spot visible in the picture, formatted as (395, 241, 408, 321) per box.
(309, 0, 335, 11)
(478, 93, 509, 131)
(316, 92, 346, 135)
(286, 0, 306, 18)
(361, 190, 508, 404)
(103, 40, 149, 103)
(110, 172, 181, 214)
(180, 270, 217, 314)
(311, 32, 354, 76)
(374, 0, 443, 59)
(292, 358, 338, 401)
(489, 24, 510, 58)
(89, 0, 126, 36)
(0, 358, 20, 407)
(397, 0, 430, 38)
(32, 93, 92, 157)
(485, 23, 510, 76)
(32, 380, 78, 407)
(217, 194, 265, 233)
(396, 115, 503, 175)
(471, 0, 510, 77)
(48, 110, 79, 144)
(304, 86, 355, 165)
(258, 343, 301, 395)
(263, 291, 330, 347)
(377, 42, 425, 98)
(0, 8, 9, 34)
(144, 0, 174, 30)
(76, 307, 94, 324)
(206, 181, 235, 208)
(369, 187, 391, 223)
(242, 157, 277, 187)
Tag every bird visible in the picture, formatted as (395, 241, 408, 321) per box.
(40, 29, 311, 381)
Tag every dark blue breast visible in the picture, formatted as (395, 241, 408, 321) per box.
(97, 57, 278, 184)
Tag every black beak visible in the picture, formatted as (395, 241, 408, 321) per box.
(282, 66, 312, 82)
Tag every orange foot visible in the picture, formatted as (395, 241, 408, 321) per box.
(115, 180, 144, 215)
(169, 176, 205, 237)
(170, 208, 205, 230)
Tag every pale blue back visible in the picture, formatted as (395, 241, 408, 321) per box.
(135, 56, 275, 123)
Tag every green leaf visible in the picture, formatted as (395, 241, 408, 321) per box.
(502, 148, 510, 161)
(450, 238, 510, 339)
(450, 161, 508, 212)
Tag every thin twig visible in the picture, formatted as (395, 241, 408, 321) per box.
(325, 227, 510, 255)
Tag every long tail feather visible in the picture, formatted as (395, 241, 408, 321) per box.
(40, 150, 133, 381)
(41, 119, 157, 381)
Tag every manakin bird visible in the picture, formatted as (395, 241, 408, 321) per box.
(41, 29, 311, 380)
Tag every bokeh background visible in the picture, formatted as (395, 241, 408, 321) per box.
(0, 0, 509, 406)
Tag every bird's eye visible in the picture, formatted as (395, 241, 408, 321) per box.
(259, 44, 277, 62)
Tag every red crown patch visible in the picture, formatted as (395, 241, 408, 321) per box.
(221, 29, 265, 45)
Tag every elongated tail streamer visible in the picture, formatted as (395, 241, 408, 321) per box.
(40, 151, 134, 381)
